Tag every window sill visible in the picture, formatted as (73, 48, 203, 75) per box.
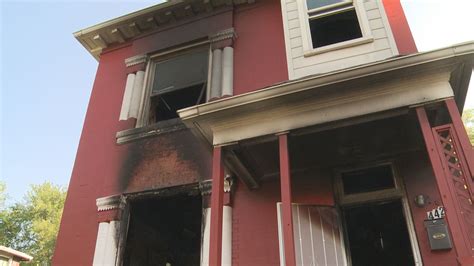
(116, 118, 187, 144)
(303, 36, 374, 57)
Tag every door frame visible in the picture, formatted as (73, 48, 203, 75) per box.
(334, 161, 423, 266)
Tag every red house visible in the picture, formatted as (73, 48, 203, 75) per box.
(53, 0, 474, 265)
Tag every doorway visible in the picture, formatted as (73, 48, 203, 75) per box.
(122, 193, 202, 266)
(343, 200, 415, 266)
(336, 163, 421, 266)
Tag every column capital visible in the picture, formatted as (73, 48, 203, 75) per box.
(96, 194, 126, 212)
(209, 28, 236, 49)
(124, 54, 148, 73)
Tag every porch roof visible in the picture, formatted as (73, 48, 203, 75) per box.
(178, 42, 474, 146)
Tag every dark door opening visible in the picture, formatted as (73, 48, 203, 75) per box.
(343, 200, 415, 266)
(123, 194, 202, 266)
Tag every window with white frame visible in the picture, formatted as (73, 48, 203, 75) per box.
(145, 48, 209, 125)
(305, 0, 363, 49)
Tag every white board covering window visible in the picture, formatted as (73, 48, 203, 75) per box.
(277, 203, 347, 266)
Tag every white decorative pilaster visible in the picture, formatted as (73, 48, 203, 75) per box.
(92, 195, 125, 266)
(210, 49, 223, 99)
(118, 54, 147, 121)
(221, 47, 234, 97)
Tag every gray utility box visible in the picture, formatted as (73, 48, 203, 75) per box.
(424, 218, 452, 250)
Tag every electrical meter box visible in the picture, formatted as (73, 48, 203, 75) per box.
(424, 218, 452, 250)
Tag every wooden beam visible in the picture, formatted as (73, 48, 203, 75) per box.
(223, 149, 259, 189)
(145, 17, 158, 29)
(278, 133, 296, 266)
(209, 146, 224, 266)
(110, 28, 125, 43)
(128, 22, 142, 35)
(92, 34, 107, 49)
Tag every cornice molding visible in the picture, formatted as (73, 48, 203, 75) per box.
(209, 28, 236, 44)
(125, 54, 148, 68)
(96, 195, 126, 212)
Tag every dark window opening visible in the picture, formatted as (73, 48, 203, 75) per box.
(343, 200, 415, 266)
(341, 165, 395, 195)
(150, 83, 206, 123)
(123, 194, 202, 266)
(149, 49, 208, 124)
(309, 9, 362, 48)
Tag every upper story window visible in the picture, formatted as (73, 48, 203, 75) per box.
(306, 0, 363, 49)
(146, 48, 209, 124)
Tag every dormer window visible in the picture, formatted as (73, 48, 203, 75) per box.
(306, 0, 363, 49)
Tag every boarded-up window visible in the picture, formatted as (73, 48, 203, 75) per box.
(277, 203, 347, 266)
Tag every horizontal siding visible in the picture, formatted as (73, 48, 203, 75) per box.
(294, 48, 394, 77)
(281, 0, 396, 79)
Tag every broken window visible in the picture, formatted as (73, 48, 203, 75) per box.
(148, 49, 208, 124)
(341, 164, 395, 195)
(122, 194, 202, 266)
(306, 0, 363, 49)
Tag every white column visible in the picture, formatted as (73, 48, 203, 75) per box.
(222, 205, 232, 266)
(119, 73, 136, 121)
(129, 70, 145, 119)
(103, 220, 120, 266)
(221, 47, 234, 97)
(210, 49, 223, 99)
(201, 206, 232, 266)
(92, 222, 110, 266)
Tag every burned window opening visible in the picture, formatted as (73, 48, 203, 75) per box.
(343, 200, 415, 266)
(150, 83, 206, 123)
(122, 194, 202, 266)
(309, 9, 362, 48)
(341, 164, 395, 195)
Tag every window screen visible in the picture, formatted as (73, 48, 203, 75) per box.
(152, 50, 208, 95)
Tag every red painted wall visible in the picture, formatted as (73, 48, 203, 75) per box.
(382, 0, 418, 55)
(398, 151, 458, 265)
(53, 46, 135, 265)
(231, 171, 334, 265)
(233, 0, 288, 95)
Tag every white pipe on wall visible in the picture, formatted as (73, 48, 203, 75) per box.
(221, 47, 234, 97)
(119, 73, 136, 121)
(210, 49, 223, 99)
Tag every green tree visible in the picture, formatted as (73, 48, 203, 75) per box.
(462, 108, 474, 144)
(0, 182, 66, 265)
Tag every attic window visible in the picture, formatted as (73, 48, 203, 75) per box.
(148, 49, 208, 124)
(306, 0, 363, 49)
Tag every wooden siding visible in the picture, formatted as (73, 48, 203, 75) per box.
(281, 0, 398, 79)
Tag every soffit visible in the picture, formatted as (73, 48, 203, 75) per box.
(178, 42, 474, 146)
(74, 0, 255, 60)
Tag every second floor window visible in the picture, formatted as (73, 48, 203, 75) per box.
(148, 49, 209, 124)
(306, 0, 362, 49)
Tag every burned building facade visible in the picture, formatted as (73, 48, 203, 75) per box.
(53, 0, 474, 265)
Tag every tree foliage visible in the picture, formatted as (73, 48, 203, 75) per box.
(463, 108, 474, 144)
(0, 182, 66, 265)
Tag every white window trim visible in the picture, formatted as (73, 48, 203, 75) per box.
(298, 0, 374, 57)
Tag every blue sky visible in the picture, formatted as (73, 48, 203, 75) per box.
(1, 0, 473, 203)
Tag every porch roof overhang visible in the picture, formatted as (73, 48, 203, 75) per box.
(178, 42, 474, 147)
